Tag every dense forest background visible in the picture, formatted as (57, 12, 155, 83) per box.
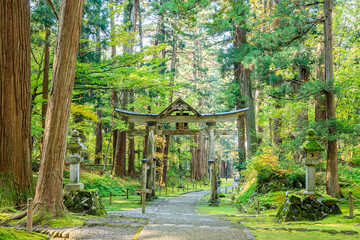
(1, 0, 360, 213)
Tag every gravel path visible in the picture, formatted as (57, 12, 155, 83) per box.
(132, 184, 252, 240)
(57, 183, 253, 240)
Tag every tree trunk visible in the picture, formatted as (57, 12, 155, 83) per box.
(0, 0, 33, 206)
(34, 0, 84, 216)
(161, 135, 170, 185)
(324, 0, 339, 198)
(315, 39, 327, 121)
(114, 92, 128, 177)
(112, 90, 118, 166)
(110, 0, 116, 57)
(95, 108, 103, 164)
(128, 91, 135, 176)
(234, 0, 257, 159)
(169, 16, 178, 103)
(42, 28, 50, 130)
(138, 0, 143, 51)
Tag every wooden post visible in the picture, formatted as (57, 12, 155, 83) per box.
(349, 191, 354, 218)
(126, 188, 129, 199)
(225, 187, 227, 194)
(141, 158, 148, 214)
(178, 187, 179, 192)
(166, 186, 168, 195)
(172, 186, 174, 194)
(159, 185, 161, 196)
(109, 192, 112, 205)
(27, 198, 33, 234)
(193, 183, 194, 189)
(257, 200, 260, 214)
(187, 185, 189, 191)
(232, 187, 234, 192)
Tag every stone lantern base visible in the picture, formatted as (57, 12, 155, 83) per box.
(64, 183, 84, 192)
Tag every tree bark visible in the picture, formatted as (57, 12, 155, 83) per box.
(33, 0, 84, 216)
(234, 0, 257, 159)
(0, 0, 33, 206)
(169, 16, 178, 103)
(110, 0, 116, 57)
(324, 0, 339, 198)
(315, 39, 327, 121)
(161, 135, 170, 185)
(42, 28, 50, 130)
(128, 91, 135, 176)
(95, 108, 103, 164)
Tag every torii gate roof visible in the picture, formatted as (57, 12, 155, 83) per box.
(115, 98, 248, 123)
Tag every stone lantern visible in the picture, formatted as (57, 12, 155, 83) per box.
(300, 129, 324, 195)
(64, 129, 85, 192)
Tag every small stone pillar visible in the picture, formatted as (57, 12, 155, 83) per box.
(64, 130, 85, 192)
(300, 129, 324, 195)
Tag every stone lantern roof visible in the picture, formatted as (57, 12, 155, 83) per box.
(301, 129, 325, 152)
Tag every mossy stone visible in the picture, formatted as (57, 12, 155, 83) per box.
(63, 189, 106, 216)
(275, 192, 342, 222)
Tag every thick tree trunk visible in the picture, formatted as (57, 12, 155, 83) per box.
(324, 0, 339, 198)
(114, 91, 128, 177)
(95, 108, 103, 164)
(34, 0, 84, 215)
(234, 0, 257, 159)
(0, 0, 33, 206)
(114, 128, 126, 177)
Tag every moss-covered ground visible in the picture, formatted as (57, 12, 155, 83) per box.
(0, 227, 47, 240)
(198, 191, 360, 240)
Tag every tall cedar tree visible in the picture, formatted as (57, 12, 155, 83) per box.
(324, 0, 339, 197)
(34, 0, 84, 215)
(0, 0, 33, 206)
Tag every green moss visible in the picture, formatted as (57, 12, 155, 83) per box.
(251, 229, 359, 240)
(41, 215, 85, 228)
(0, 227, 47, 240)
(322, 198, 338, 204)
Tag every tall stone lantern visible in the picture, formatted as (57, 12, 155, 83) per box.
(300, 129, 324, 195)
(64, 129, 85, 192)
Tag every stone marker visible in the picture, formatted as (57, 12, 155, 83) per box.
(300, 129, 324, 195)
(64, 130, 85, 192)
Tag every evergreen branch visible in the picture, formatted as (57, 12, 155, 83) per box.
(46, 0, 59, 20)
(303, 1, 324, 7)
(285, 17, 324, 46)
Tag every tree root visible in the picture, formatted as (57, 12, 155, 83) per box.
(1, 210, 27, 225)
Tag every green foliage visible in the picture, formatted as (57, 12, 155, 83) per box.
(73, 171, 141, 197)
(237, 180, 257, 204)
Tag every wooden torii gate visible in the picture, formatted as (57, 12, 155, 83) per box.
(115, 98, 247, 210)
